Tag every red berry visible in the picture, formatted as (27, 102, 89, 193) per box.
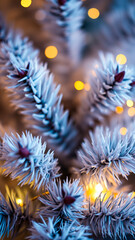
(130, 81, 135, 87)
(58, 0, 66, 5)
(17, 63, 30, 79)
(114, 71, 125, 83)
(64, 196, 75, 205)
(18, 143, 30, 158)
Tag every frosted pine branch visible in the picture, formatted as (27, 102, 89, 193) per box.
(29, 216, 91, 240)
(0, 187, 32, 239)
(0, 131, 59, 189)
(0, 21, 78, 156)
(39, 179, 85, 221)
(5, 55, 77, 155)
(83, 53, 134, 127)
(86, 193, 135, 239)
(48, 0, 85, 34)
(77, 126, 135, 187)
(40, 0, 85, 64)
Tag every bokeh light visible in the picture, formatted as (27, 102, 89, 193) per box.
(88, 8, 100, 19)
(45, 46, 58, 59)
(120, 127, 127, 135)
(126, 100, 134, 107)
(21, 0, 32, 8)
(115, 106, 123, 114)
(16, 198, 23, 207)
(74, 81, 84, 90)
(116, 54, 127, 65)
(128, 107, 135, 117)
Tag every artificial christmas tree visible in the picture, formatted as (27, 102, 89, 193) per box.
(0, 0, 135, 239)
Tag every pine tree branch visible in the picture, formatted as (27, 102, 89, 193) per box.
(77, 126, 135, 187)
(86, 193, 135, 239)
(0, 21, 78, 156)
(80, 52, 134, 127)
(39, 0, 85, 64)
(0, 131, 60, 189)
(0, 187, 34, 239)
(29, 216, 91, 240)
(39, 179, 85, 221)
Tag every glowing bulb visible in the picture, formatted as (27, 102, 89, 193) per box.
(74, 81, 84, 90)
(84, 83, 91, 91)
(88, 8, 100, 19)
(94, 184, 103, 198)
(126, 100, 134, 107)
(120, 127, 127, 135)
(16, 198, 23, 207)
(21, 0, 32, 8)
(115, 106, 123, 114)
(128, 107, 135, 117)
(45, 46, 58, 59)
(116, 54, 127, 65)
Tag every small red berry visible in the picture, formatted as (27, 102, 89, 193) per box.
(64, 196, 76, 205)
(114, 71, 125, 83)
(17, 63, 30, 79)
(130, 81, 135, 87)
(58, 0, 66, 5)
(18, 143, 30, 158)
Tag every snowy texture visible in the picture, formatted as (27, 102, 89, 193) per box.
(78, 126, 135, 187)
(86, 193, 135, 239)
(5, 56, 77, 155)
(39, 179, 85, 220)
(29, 216, 90, 240)
(84, 53, 134, 126)
(1, 131, 59, 189)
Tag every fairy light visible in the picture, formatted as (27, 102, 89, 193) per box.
(74, 81, 84, 90)
(85, 183, 118, 202)
(88, 8, 100, 19)
(85, 183, 103, 202)
(45, 46, 58, 59)
(16, 198, 23, 207)
(84, 83, 91, 91)
(21, 0, 32, 8)
(115, 106, 123, 114)
(128, 107, 135, 117)
(126, 100, 134, 107)
(116, 54, 127, 65)
(120, 127, 127, 135)
(94, 184, 103, 199)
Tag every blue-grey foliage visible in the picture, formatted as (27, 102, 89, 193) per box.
(0, 187, 31, 239)
(48, 0, 85, 34)
(29, 216, 91, 240)
(1, 131, 59, 189)
(78, 126, 135, 187)
(86, 193, 135, 239)
(0, 32, 38, 75)
(84, 52, 134, 126)
(5, 56, 77, 155)
(39, 179, 85, 221)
